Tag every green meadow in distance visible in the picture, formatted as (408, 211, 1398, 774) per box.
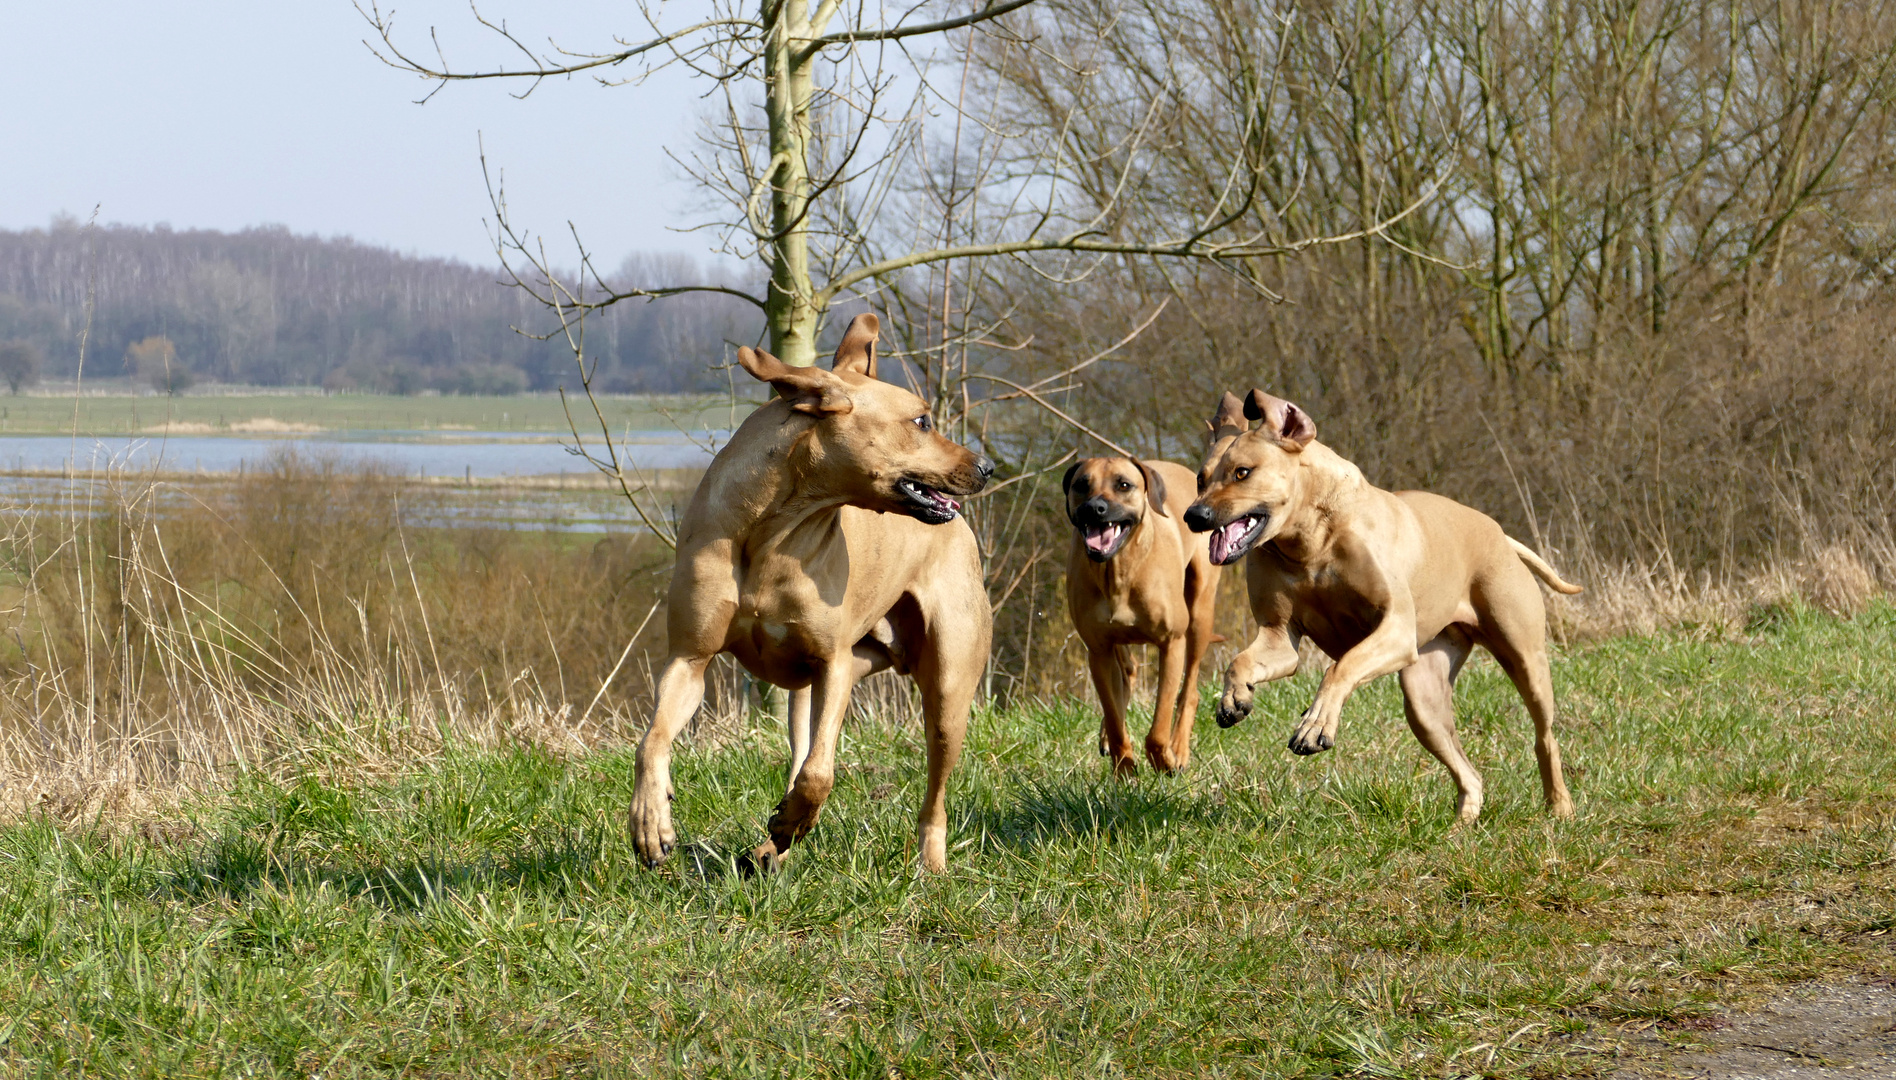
(0, 392, 747, 437)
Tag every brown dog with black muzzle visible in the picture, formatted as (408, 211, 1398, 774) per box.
(627, 313, 994, 874)
(1064, 457, 1221, 775)
(1183, 390, 1581, 824)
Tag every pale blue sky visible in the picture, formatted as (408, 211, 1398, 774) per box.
(1, 1, 709, 267)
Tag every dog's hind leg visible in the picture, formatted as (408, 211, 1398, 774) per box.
(1503, 650, 1575, 819)
(758, 662, 860, 870)
(1486, 638, 1575, 820)
(630, 655, 711, 866)
(1086, 644, 1139, 777)
(755, 639, 900, 871)
(1398, 633, 1483, 824)
(1476, 571, 1575, 819)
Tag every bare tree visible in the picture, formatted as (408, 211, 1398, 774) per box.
(0, 341, 40, 395)
(361, 0, 1446, 551)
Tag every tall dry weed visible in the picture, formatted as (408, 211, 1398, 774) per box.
(0, 451, 758, 820)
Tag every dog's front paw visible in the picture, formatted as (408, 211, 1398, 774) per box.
(627, 782, 677, 867)
(1286, 710, 1334, 756)
(918, 825, 948, 873)
(1216, 687, 1253, 729)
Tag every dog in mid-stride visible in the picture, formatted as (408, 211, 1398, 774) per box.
(1064, 457, 1222, 775)
(1183, 390, 1581, 823)
(627, 314, 994, 873)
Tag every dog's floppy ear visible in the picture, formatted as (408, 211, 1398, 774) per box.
(1062, 459, 1083, 497)
(1208, 391, 1249, 443)
(1243, 389, 1316, 450)
(738, 345, 853, 415)
(831, 313, 879, 379)
(1135, 459, 1170, 517)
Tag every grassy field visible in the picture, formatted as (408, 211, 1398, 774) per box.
(2, 603, 1893, 1077)
(0, 391, 742, 435)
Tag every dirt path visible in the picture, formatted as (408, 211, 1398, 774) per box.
(1606, 981, 1896, 1078)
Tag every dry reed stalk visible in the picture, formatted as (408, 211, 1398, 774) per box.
(0, 453, 686, 823)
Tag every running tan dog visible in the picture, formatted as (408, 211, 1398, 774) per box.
(628, 314, 994, 873)
(1183, 390, 1581, 823)
(1064, 457, 1221, 775)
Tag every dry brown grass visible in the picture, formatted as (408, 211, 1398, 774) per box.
(0, 450, 770, 820)
(964, 242, 1896, 698)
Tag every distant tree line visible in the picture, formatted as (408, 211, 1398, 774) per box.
(0, 220, 758, 393)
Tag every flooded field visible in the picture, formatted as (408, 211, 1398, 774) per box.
(0, 426, 722, 532)
(0, 389, 742, 435)
(0, 428, 722, 477)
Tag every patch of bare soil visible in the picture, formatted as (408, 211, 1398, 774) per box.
(1607, 981, 1896, 1078)
(139, 418, 326, 434)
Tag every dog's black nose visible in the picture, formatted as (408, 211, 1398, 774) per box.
(972, 454, 995, 480)
(1183, 503, 1216, 532)
(1076, 497, 1112, 524)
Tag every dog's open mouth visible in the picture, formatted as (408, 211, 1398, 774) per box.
(1079, 522, 1129, 561)
(1208, 513, 1266, 565)
(897, 478, 962, 523)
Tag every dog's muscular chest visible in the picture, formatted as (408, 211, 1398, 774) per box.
(1284, 571, 1382, 655)
(726, 539, 880, 682)
(1074, 564, 1186, 641)
(733, 560, 837, 647)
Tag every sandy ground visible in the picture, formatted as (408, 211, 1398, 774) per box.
(140, 419, 326, 434)
(1598, 981, 1896, 1078)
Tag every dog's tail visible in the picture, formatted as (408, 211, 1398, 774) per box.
(1508, 537, 1584, 595)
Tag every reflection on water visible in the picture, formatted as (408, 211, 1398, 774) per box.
(0, 430, 721, 533)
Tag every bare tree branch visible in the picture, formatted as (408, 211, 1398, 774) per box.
(963, 372, 1133, 457)
(802, 0, 1042, 54)
(819, 172, 1450, 305)
(358, 1, 759, 91)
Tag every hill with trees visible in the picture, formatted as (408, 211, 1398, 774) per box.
(0, 219, 756, 393)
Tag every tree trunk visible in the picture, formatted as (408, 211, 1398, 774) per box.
(765, 0, 823, 367)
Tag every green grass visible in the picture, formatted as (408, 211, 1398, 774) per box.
(4, 604, 1895, 1076)
(0, 392, 743, 436)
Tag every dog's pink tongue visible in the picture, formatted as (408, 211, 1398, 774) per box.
(1212, 517, 1252, 562)
(1084, 524, 1123, 554)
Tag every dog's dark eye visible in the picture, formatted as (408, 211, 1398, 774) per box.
(1234, 467, 1252, 481)
(1116, 480, 1132, 492)
(911, 415, 932, 432)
